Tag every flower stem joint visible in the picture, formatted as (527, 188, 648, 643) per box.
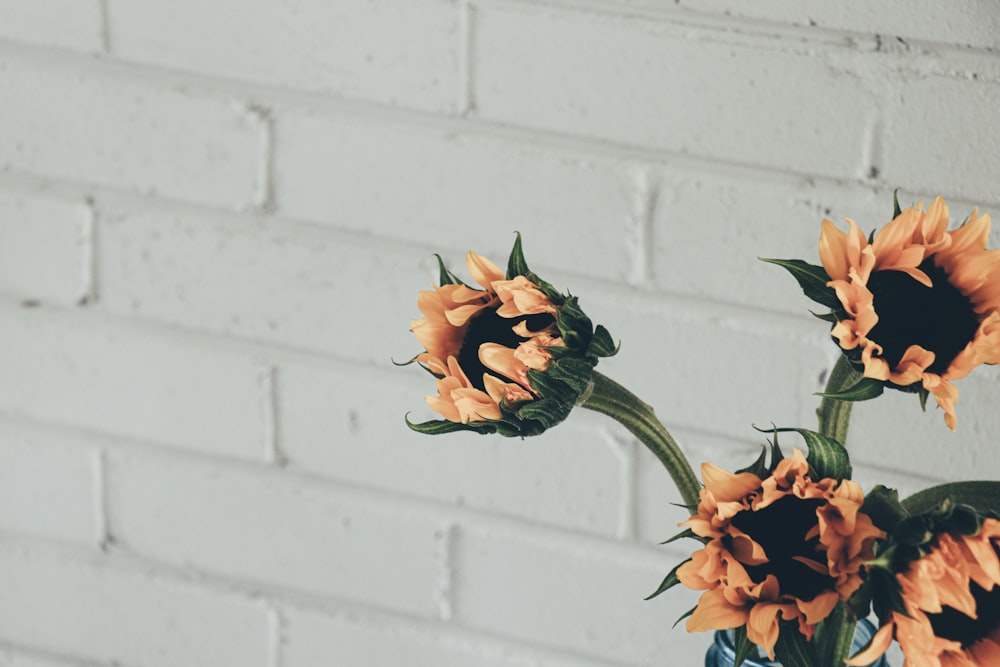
(405, 234, 618, 437)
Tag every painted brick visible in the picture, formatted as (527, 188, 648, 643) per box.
(0, 190, 91, 306)
(104, 451, 445, 617)
(473, 6, 875, 179)
(453, 526, 706, 665)
(671, 1, 1000, 51)
(880, 75, 1000, 204)
(848, 366, 1000, 480)
(274, 109, 641, 283)
(0, 539, 269, 667)
(586, 288, 827, 440)
(0, 420, 96, 545)
(0, 0, 104, 52)
(97, 201, 427, 361)
(279, 361, 625, 537)
(651, 170, 885, 312)
(0, 55, 259, 209)
(281, 606, 621, 667)
(0, 305, 267, 460)
(107, 0, 461, 112)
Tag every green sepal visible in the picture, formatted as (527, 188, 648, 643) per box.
(893, 189, 902, 218)
(405, 415, 495, 436)
(861, 485, 909, 533)
(434, 254, 467, 287)
(870, 566, 908, 620)
(773, 620, 817, 667)
(672, 605, 696, 629)
(917, 386, 930, 411)
(525, 368, 575, 404)
(658, 528, 705, 546)
(587, 324, 619, 358)
(902, 481, 1000, 516)
(555, 296, 594, 352)
(645, 559, 689, 600)
(810, 309, 840, 324)
(759, 257, 840, 310)
(893, 514, 935, 547)
(750, 425, 786, 471)
(732, 626, 755, 667)
(769, 427, 852, 481)
(846, 576, 873, 619)
(514, 397, 573, 430)
(736, 445, 769, 478)
(543, 356, 594, 395)
(506, 232, 531, 279)
(816, 375, 884, 402)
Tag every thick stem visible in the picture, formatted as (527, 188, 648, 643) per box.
(816, 354, 862, 445)
(580, 371, 701, 510)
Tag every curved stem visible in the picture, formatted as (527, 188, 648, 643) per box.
(580, 371, 701, 510)
(816, 354, 862, 445)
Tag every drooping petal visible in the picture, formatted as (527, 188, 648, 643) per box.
(466, 251, 505, 291)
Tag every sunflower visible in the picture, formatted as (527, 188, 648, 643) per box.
(407, 236, 617, 437)
(847, 518, 1000, 667)
(676, 448, 884, 659)
(818, 197, 1000, 430)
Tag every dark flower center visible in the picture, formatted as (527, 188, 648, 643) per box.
(927, 577, 1000, 649)
(456, 309, 555, 391)
(728, 496, 835, 602)
(865, 258, 979, 376)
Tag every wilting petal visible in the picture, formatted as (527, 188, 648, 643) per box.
(844, 622, 895, 666)
(466, 251, 505, 291)
(686, 588, 748, 633)
(700, 463, 761, 503)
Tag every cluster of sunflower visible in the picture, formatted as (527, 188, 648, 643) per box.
(403, 196, 1000, 667)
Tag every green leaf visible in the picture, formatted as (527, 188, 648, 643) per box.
(645, 559, 689, 600)
(902, 481, 1000, 516)
(810, 309, 840, 324)
(773, 621, 817, 667)
(893, 189, 902, 218)
(506, 232, 531, 279)
(587, 324, 619, 358)
(434, 254, 455, 285)
(770, 427, 852, 481)
(731, 626, 755, 667)
(759, 257, 840, 310)
(862, 485, 909, 533)
(816, 375, 884, 402)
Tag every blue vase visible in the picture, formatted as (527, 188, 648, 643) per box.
(705, 619, 888, 666)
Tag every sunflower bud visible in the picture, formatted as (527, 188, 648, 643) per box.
(404, 234, 617, 437)
(764, 194, 1000, 430)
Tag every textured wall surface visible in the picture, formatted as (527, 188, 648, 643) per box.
(1, 2, 999, 665)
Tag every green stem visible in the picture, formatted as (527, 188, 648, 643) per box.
(816, 354, 862, 445)
(580, 371, 701, 510)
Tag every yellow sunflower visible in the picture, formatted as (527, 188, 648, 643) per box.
(819, 197, 1000, 430)
(677, 449, 884, 659)
(406, 236, 617, 437)
(412, 251, 562, 424)
(847, 519, 1000, 667)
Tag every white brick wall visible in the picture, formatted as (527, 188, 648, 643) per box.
(2, 2, 999, 665)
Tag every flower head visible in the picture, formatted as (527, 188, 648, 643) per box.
(767, 196, 1000, 430)
(406, 235, 617, 437)
(673, 445, 883, 659)
(849, 508, 1000, 667)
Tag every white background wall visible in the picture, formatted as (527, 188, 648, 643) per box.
(1, 2, 999, 665)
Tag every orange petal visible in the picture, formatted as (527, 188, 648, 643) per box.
(466, 251, 505, 291)
(700, 463, 760, 503)
(844, 622, 895, 666)
(686, 588, 748, 633)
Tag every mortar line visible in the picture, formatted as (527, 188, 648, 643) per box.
(433, 521, 458, 621)
(459, 0, 477, 115)
(80, 197, 98, 306)
(258, 363, 284, 466)
(267, 602, 285, 667)
(91, 448, 110, 550)
(627, 165, 657, 287)
(247, 104, 277, 214)
(98, 0, 112, 54)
